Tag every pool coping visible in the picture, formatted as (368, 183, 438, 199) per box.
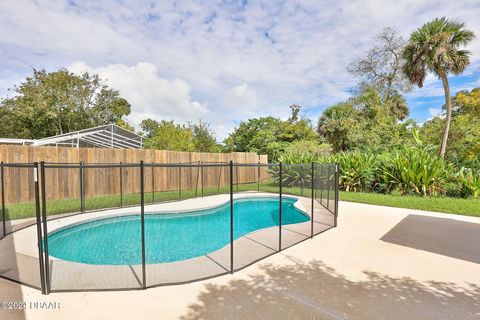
(46, 193, 306, 236)
(1, 193, 309, 258)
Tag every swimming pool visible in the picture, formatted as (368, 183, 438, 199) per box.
(47, 196, 309, 265)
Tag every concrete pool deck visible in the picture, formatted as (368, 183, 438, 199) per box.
(1, 201, 479, 319)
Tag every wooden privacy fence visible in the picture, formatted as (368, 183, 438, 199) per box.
(0, 145, 268, 204)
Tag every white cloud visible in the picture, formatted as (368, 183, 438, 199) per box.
(1, 0, 480, 139)
(68, 61, 208, 124)
(0, 72, 23, 100)
(428, 108, 442, 118)
(223, 84, 257, 111)
(407, 72, 480, 100)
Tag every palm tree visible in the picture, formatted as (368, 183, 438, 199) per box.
(402, 17, 475, 157)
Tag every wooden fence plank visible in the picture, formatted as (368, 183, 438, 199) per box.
(0, 145, 268, 204)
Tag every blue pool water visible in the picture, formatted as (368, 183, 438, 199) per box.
(47, 197, 309, 265)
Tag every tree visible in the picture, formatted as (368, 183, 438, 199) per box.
(385, 92, 409, 121)
(317, 87, 413, 152)
(288, 104, 301, 123)
(421, 88, 480, 165)
(190, 120, 221, 152)
(224, 117, 286, 160)
(139, 118, 161, 139)
(421, 115, 480, 165)
(317, 102, 358, 152)
(115, 118, 136, 132)
(0, 69, 131, 139)
(402, 17, 475, 157)
(140, 119, 194, 151)
(140, 119, 221, 152)
(348, 27, 412, 105)
(224, 106, 318, 161)
(453, 87, 480, 117)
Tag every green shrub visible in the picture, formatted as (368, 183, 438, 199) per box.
(444, 182, 466, 198)
(276, 142, 478, 199)
(457, 168, 480, 198)
(377, 146, 450, 196)
(278, 151, 320, 164)
(283, 140, 332, 156)
(331, 151, 377, 192)
(278, 149, 377, 192)
(272, 152, 313, 195)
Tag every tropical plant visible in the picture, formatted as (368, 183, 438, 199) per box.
(278, 151, 320, 165)
(280, 149, 379, 193)
(271, 152, 316, 195)
(281, 164, 312, 196)
(317, 102, 358, 152)
(402, 17, 475, 157)
(457, 168, 480, 198)
(332, 151, 377, 192)
(275, 142, 479, 199)
(378, 146, 451, 196)
(283, 140, 332, 157)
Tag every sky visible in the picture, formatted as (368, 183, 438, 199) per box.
(0, 0, 479, 140)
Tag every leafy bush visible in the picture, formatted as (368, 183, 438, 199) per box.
(377, 146, 450, 196)
(281, 164, 312, 196)
(272, 152, 314, 195)
(457, 168, 480, 198)
(275, 142, 478, 199)
(444, 182, 466, 198)
(283, 140, 332, 156)
(278, 151, 320, 164)
(331, 151, 377, 192)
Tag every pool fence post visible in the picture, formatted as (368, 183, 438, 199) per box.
(217, 164, 222, 195)
(1, 162, 5, 238)
(320, 165, 324, 206)
(257, 161, 260, 192)
(229, 161, 234, 274)
(79, 161, 85, 214)
(33, 162, 46, 294)
(311, 162, 314, 239)
(327, 165, 331, 210)
(235, 163, 239, 193)
(279, 162, 282, 251)
(201, 161, 204, 197)
(195, 161, 200, 198)
(334, 163, 339, 227)
(152, 162, 155, 204)
(140, 161, 146, 289)
(178, 165, 182, 200)
(40, 162, 50, 294)
(119, 162, 123, 208)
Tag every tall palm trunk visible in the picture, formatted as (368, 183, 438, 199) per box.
(439, 73, 451, 158)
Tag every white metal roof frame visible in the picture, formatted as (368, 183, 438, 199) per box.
(0, 124, 143, 149)
(0, 138, 35, 145)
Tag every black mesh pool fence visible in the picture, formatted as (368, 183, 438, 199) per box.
(0, 161, 339, 294)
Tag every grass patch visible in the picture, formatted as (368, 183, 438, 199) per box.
(12, 182, 477, 220)
(3, 181, 325, 221)
(340, 191, 480, 217)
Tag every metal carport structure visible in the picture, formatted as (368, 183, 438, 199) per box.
(0, 124, 142, 149)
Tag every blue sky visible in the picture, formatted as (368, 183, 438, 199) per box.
(0, 0, 479, 139)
